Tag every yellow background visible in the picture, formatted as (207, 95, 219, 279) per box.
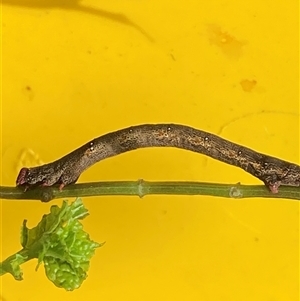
(1, 1, 299, 300)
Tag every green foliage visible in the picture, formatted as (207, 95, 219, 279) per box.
(0, 198, 103, 291)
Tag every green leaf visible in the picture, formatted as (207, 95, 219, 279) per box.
(1, 198, 103, 291)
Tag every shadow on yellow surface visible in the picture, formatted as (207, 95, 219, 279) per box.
(2, 0, 154, 42)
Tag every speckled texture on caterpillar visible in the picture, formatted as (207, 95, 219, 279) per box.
(16, 124, 300, 193)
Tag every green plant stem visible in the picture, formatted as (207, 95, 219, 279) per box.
(0, 180, 299, 202)
(0, 249, 30, 279)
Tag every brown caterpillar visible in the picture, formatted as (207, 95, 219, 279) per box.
(16, 124, 300, 193)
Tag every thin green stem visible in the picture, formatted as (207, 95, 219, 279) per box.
(0, 249, 29, 279)
(0, 180, 299, 202)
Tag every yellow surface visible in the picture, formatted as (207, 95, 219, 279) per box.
(1, 1, 299, 300)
